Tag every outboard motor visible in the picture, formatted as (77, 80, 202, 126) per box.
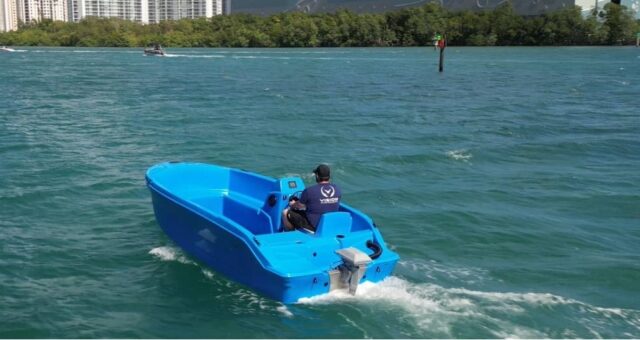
(330, 247, 372, 295)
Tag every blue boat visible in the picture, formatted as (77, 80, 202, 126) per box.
(146, 162, 399, 303)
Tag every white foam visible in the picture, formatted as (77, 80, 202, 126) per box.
(276, 305, 294, 318)
(297, 276, 640, 337)
(228, 288, 273, 312)
(447, 287, 566, 305)
(339, 312, 371, 338)
(201, 268, 215, 279)
(163, 54, 225, 58)
(398, 259, 489, 284)
(298, 277, 481, 336)
(149, 246, 193, 264)
(446, 149, 473, 162)
(146, 247, 640, 336)
(233, 55, 260, 59)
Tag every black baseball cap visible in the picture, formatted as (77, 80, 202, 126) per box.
(313, 164, 331, 180)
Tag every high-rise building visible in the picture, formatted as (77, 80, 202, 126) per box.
(44, 0, 67, 21)
(148, 0, 220, 23)
(2, 0, 68, 28)
(69, 0, 149, 23)
(17, 0, 67, 23)
(68, 0, 221, 23)
(1, 0, 20, 31)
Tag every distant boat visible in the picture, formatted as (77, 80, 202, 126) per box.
(146, 162, 399, 303)
(144, 44, 165, 56)
(1, 46, 16, 52)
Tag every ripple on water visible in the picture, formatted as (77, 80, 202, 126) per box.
(0, 47, 638, 338)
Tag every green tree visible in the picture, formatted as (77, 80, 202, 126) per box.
(1, 3, 636, 47)
(272, 13, 318, 47)
(601, 3, 636, 44)
(314, 14, 341, 46)
(491, 3, 525, 45)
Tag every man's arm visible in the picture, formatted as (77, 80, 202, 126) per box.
(289, 190, 307, 210)
(291, 189, 309, 210)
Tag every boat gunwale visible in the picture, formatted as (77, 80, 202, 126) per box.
(149, 178, 342, 271)
(147, 176, 271, 263)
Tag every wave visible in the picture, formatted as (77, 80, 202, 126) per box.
(149, 245, 291, 314)
(276, 305, 294, 317)
(398, 259, 489, 284)
(148, 246, 194, 265)
(446, 149, 473, 162)
(149, 245, 640, 337)
(163, 53, 225, 58)
(613, 79, 630, 86)
(298, 275, 640, 338)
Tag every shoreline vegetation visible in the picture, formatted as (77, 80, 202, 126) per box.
(1, 3, 638, 47)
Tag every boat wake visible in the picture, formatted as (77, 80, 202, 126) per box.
(149, 246, 194, 264)
(150, 245, 639, 337)
(149, 245, 293, 315)
(297, 275, 640, 338)
(163, 53, 225, 58)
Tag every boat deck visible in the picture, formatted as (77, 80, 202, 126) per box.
(147, 162, 396, 279)
(189, 190, 377, 275)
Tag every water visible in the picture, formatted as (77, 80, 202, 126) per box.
(1, 47, 639, 338)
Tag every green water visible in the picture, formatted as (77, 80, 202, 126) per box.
(0, 47, 639, 338)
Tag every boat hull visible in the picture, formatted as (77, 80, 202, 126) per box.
(147, 162, 399, 303)
(144, 50, 165, 56)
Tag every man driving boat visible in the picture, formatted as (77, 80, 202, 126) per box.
(282, 164, 342, 232)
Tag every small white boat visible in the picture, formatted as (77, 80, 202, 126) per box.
(1, 46, 16, 52)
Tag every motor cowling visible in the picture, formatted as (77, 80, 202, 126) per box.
(329, 247, 372, 295)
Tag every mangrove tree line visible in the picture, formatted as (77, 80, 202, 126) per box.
(0, 2, 638, 47)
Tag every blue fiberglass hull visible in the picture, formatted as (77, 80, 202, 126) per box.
(146, 162, 399, 303)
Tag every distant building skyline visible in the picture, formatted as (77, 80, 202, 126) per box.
(1, 0, 67, 30)
(148, 0, 221, 23)
(2, 0, 638, 33)
(69, 0, 149, 23)
(1, 0, 222, 30)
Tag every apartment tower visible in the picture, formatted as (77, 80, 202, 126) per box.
(1, 0, 20, 31)
(148, 0, 220, 23)
(69, 0, 149, 22)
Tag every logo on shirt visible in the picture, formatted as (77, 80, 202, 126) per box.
(320, 185, 339, 204)
(321, 185, 335, 198)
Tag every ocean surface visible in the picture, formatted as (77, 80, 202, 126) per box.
(0, 47, 639, 338)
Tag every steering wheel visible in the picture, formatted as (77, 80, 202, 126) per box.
(288, 190, 303, 202)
